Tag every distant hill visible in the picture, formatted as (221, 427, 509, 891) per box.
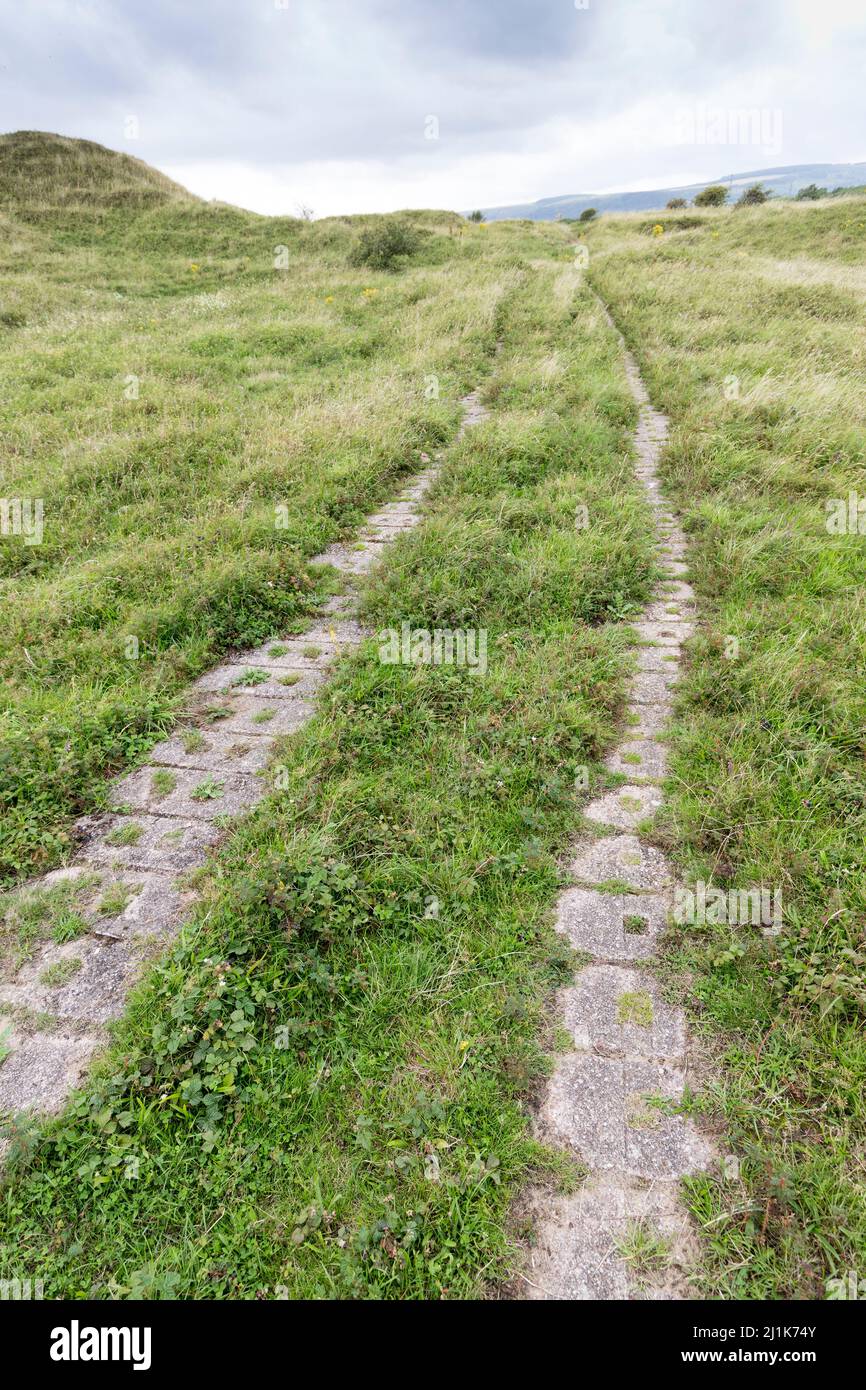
(0, 130, 196, 222)
(476, 162, 866, 221)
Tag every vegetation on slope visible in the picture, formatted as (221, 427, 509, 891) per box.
(0, 138, 656, 1297)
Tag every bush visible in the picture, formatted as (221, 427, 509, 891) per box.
(467, 210, 484, 223)
(736, 183, 769, 207)
(350, 219, 420, 271)
(694, 184, 728, 207)
(666, 198, 687, 209)
(796, 184, 827, 201)
(579, 207, 598, 223)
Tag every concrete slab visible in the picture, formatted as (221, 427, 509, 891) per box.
(643, 598, 695, 624)
(310, 540, 388, 574)
(192, 663, 325, 701)
(659, 580, 695, 605)
(185, 692, 315, 738)
(629, 671, 678, 706)
(111, 766, 262, 823)
(623, 703, 672, 738)
(0, 1031, 104, 1113)
(632, 620, 693, 645)
(0, 937, 136, 1025)
(540, 1053, 711, 1177)
(148, 728, 274, 776)
(569, 834, 672, 892)
(560, 965, 686, 1060)
(605, 739, 669, 782)
(79, 813, 221, 875)
(584, 784, 663, 833)
(524, 1175, 699, 1301)
(556, 887, 670, 962)
(635, 645, 681, 674)
(228, 642, 342, 671)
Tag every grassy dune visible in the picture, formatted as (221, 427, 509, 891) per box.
(587, 196, 866, 1297)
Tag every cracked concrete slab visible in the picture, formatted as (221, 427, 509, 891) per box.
(79, 813, 221, 875)
(111, 765, 262, 822)
(148, 728, 274, 776)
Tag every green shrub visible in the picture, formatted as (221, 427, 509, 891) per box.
(736, 183, 769, 207)
(796, 183, 827, 201)
(350, 219, 421, 271)
(467, 210, 484, 223)
(579, 207, 598, 223)
(666, 197, 687, 209)
(694, 184, 728, 207)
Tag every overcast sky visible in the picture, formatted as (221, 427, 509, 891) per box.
(1, 0, 864, 216)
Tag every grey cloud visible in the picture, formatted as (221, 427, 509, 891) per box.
(0, 0, 860, 210)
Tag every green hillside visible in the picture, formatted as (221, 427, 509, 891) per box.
(1, 135, 864, 1301)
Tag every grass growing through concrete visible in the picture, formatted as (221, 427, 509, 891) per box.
(587, 195, 866, 1298)
(0, 165, 656, 1299)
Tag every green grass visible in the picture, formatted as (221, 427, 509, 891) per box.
(38, 958, 83, 989)
(0, 190, 657, 1297)
(615, 1219, 671, 1277)
(1, 874, 100, 977)
(0, 133, 549, 882)
(586, 193, 866, 1298)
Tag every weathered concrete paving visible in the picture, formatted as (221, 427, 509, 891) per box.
(0, 393, 487, 1121)
(523, 305, 713, 1301)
